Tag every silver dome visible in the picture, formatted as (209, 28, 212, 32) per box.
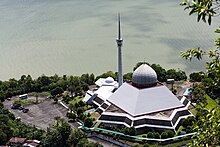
(132, 64, 157, 87)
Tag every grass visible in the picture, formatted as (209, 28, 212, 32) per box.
(176, 126, 184, 135)
(13, 99, 33, 105)
(188, 104, 197, 115)
(188, 94, 217, 115)
(205, 94, 217, 110)
(69, 96, 83, 105)
(90, 112, 100, 120)
(94, 122, 101, 127)
(29, 91, 50, 97)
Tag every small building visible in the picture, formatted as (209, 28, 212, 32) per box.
(8, 137, 26, 146)
(8, 137, 40, 147)
(183, 88, 192, 97)
(83, 77, 118, 106)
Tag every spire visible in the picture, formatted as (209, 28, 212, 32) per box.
(118, 13, 122, 40)
(116, 13, 123, 87)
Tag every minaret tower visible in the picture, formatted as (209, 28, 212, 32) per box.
(116, 14, 123, 87)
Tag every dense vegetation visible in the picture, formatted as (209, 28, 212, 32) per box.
(0, 64, 188, 145)
(181, 0, 220, 146)
(97, 62, 187, 82)
(0, 102, 45, 145)
(0, 73, 95, 102)
(0, 99, 102, 146)
(0, 62, 188, 103)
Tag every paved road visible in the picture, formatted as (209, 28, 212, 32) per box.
(88, 138, 120, 147)
(165, 81, 191, 98)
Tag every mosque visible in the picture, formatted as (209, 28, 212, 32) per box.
(83, 15, 192, 134)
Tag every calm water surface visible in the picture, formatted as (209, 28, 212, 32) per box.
(0, 0, 219, 80)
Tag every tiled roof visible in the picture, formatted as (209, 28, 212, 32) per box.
(9, 137, 26, 143)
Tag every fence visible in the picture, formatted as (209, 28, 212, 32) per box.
(82, 126, 197, 142)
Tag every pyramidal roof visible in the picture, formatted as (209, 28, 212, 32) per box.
(107, 83, 184, 116)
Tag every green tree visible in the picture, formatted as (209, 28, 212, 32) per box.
(123, 72, 132, 81)
(189, 72, 205, 82)
(190, 83, 207, 106)
(76, 107, 84, 116)
(180, 1, 220, 145)
(181, 0, 220, 25)
(67, 112, 76, 120)
(0, 130, 8, 145)
(95, 71, 117, 81)
(50, 87, 64, 97)
(191, 108, 220, 146)
(166, 69, 187, 81)
(69, 103, 76, 112)
(68, 129, 86, 146)
(84, 117, 93, 128)
(42, 118, 71, 147)
(151, 64, 167, 82)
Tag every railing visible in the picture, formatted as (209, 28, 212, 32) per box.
(82, 126, 197, 142)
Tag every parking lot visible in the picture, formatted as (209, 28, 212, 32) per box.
(3, 96, 70, 130)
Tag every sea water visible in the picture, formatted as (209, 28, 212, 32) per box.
(0, 0, 219, 80)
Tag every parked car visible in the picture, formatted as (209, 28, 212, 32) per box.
(19, 106, 24, 110)
(11, 103, 21, 109)
(22, 108, 29, 113)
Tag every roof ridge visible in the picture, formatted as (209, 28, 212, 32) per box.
(133, 89, 141, 115)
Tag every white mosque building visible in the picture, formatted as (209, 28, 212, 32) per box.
(83, 15, 192, 134)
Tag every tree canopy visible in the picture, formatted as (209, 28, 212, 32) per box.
(181, 0, 220, 25)
(181, 0, 220, 146)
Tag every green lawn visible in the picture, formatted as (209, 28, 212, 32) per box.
(188, 104, 197, 115)
(205, 94, 217, 110)
(69, 96, 83, 105)
(90, 112, 100, 119)
(13, 99, 33, 105)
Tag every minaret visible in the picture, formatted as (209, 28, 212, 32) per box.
(116, 14, 123, 87)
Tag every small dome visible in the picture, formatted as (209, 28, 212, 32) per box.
(105, 77, 114, 83)
(132, 64, 157, 88)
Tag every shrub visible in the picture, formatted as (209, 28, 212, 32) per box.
(87, 113, 91, 117)
(122, 127, 129, 135)
(161, 132, 168, 139)
(84, 117, 93, 128)
(68, 112, 76, 120)
(167, 130, 175, 138)
(143, 143, 150, 147)
(147, 132, 154, 138)
(154, 132, 160, 139)
(78, 100, 85, 107)
(185, 126, 193, 133)
(76, 107, 84, 116)
(129, 127, 136, 136)
(78, 114, 86, 121)
(53, 97, 58, 103)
